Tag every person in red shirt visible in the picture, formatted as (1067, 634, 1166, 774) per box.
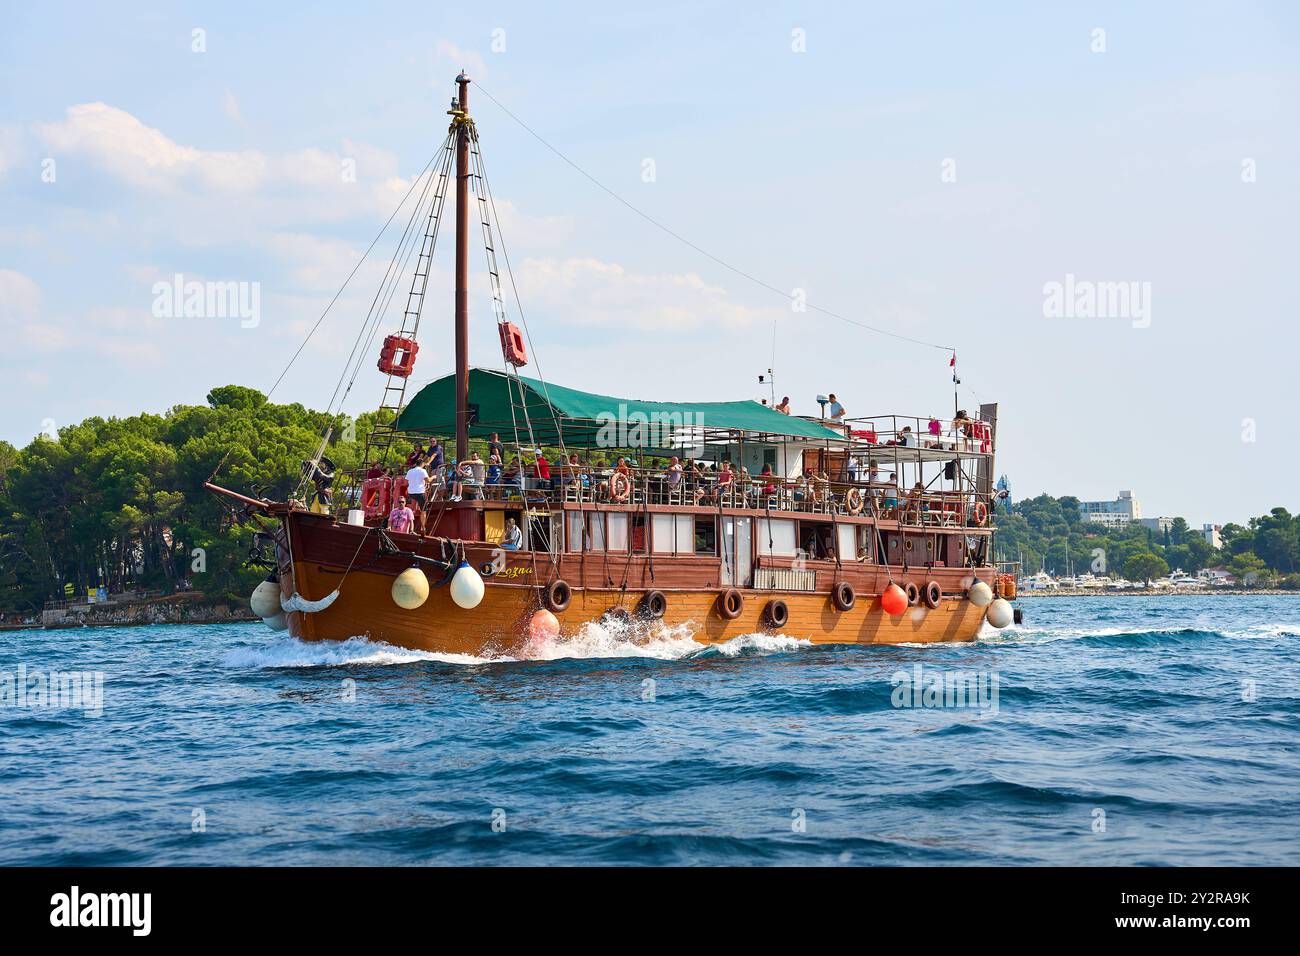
(533, 450, 552, 489)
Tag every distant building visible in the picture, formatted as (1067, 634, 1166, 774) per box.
(1079, 490, 1141, 528)
(1139, 516, 1174, 535)
(1202, 524, 1223, 549)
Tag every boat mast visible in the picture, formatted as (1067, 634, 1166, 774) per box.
(453, 72, 472, 461)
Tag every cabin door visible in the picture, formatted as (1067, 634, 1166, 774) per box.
(801, 448, 848, 480)
(720, 517, 753, 587)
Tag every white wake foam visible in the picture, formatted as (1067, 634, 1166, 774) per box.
(220, 636, 495, 669)
(222, 621, 813, 669)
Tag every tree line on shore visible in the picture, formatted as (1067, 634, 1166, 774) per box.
(994, 494, 1300, 587)
(2, 389, 1298, 614)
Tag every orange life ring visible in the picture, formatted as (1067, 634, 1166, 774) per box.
(972, 501, 989, 527)
(609, 471, 631, 503)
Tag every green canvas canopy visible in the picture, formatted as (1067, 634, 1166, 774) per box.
(391, 368, 846, 448)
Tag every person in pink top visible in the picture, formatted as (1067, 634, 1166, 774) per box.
(388, 496, 415, 534)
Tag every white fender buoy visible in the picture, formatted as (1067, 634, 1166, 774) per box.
(986, 597, 1013, 629)
(968, 581, 994, 608)
(392, 566, 430, 610)
(251, 580, 281, 618)
(449, 561, 485, 609)
(262, 612, 288, 631)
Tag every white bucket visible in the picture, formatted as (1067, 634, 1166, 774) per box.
(346, 509, 365, 527)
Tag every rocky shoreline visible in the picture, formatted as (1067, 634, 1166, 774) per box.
(26, 592, 257, 630)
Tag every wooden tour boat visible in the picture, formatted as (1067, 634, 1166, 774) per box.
(208, 74, 1020, 657)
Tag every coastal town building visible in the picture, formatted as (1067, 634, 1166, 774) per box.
(1079, 490, 1141, 528)
(1138, 516, 1174, 535)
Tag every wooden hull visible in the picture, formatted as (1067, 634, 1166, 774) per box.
(274, 512, 990, 657)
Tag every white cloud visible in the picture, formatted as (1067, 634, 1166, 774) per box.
(34, 103, 414, 220)
(516, 257, 767, 331)
(434, 40, 487, 83)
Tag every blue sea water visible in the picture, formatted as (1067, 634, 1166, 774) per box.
(1, 595, 1297, 866)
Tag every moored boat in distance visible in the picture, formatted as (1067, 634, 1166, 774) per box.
(208, 74, 1019, 656)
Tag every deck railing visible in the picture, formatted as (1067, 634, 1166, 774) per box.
(339, 464, 998, 531)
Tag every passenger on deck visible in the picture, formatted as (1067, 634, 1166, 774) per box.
(504, 456, 522, 489)
(883, 473, 899, 517)
(759, 463, 778, 500)
(365, 461, 385, 480)
(533, 450, 552, 489)
(716, 461, 734, 502)
(488, 432, 505, 465)
(446, 459, 463, 501)
(905, 482, 927, 523)
(827, 393, 845, 420)
(899, 425, 916, 447)
(486, 453, 502, 485)
(775, 396, 791, 415)
(927, 416, 943, 448)
(388, 496, 415, 534)
(615, 457, 630, 476)
(664, 457, 684, 501)
(405, 459, 430, 512)
(501, 517, 522, 550)
(463, 453, 485, 500)
(813, 471, 830, 507)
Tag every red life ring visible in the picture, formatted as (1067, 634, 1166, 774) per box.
(610, 471, 631, 503)
(361, 477, 391, 519)
(972, 501, 989, 527)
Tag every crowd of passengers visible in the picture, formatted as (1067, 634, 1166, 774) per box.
(366, 429, 1000, 539)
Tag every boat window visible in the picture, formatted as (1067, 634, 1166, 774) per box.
(694, 517, 716, 555)
(606, 513, 628, 551)
(756, 518, 796, 557)
(652, 513, 696, 554)
(567, 511, 585, 552)
(587, 513, 606, 551)
(837, 524, 856, 562)
(798, 521, 835, 561)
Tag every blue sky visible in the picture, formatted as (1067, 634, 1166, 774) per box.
(1, 1, 1297, 526)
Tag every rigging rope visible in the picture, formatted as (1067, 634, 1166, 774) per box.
(473, 82, 957, 355)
